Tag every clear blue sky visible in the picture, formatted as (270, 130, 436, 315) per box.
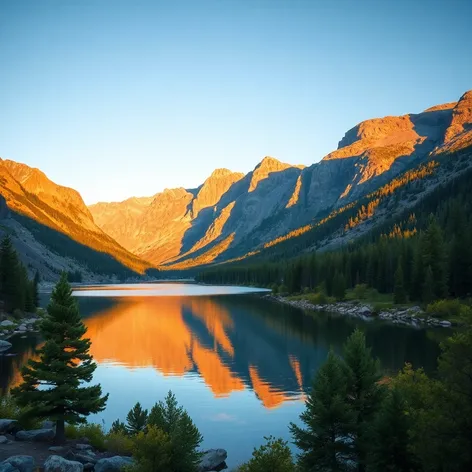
(1, 0, 471, 204)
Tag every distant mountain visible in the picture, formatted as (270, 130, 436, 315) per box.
(0, 159, 151, 279)
(90, 90, 472, 269)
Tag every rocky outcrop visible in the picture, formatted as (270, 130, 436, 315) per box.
(94, 456, 134, 472)
(0, 420, 17, 434)
(44, 456, 83, 472)
(199, 449, 228, 472)
(1, 456, 35, 472)
(444, 91, 472, 143)
(15, 428, 55, 442)
(0, 195, 9, 220)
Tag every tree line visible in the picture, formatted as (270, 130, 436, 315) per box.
(0, 235, 39, 314)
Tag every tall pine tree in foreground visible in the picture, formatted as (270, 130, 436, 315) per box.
(12, 273, 108, 443)
(290, 350, 355, 471)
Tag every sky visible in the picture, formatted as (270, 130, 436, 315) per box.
(1, 0, 471, 204)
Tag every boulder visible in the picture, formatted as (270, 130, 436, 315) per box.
(94, 456, 134, 472)
(0, 420, 18, 434)
(65, 452, 96, 466)
(0, 340, 12, 352)
(44, 455, 83, 472)
(15, 428, 55, 442)
(0, 435, 8, 444)
(42, 420, 56, 430)
(199, 449, 228, 472)
(0, 320, 15, 327)
(17, 325, 27, 332)
(357, 306, 372, 316)
(1, 456, 35, 472)
(74, 444, 93, 451)
(440, 320, 452, 327)
(49, 447, 67, 454)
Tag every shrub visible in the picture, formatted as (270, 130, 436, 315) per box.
(353, 284, 369, 300)
(426, 299, 472, 322)
(130, 425, 171, 472)
(12, 309, 23, 320)
(106, 431, 134, 455)
(66, 423, 106, 450)
(147, 391, 203, 472)
(109, 419, 128, 435)
(238, 436, 296, 472)
(279, 285, 289, 295)
(0, 395, 40, 430)
(271, 284, 278, 294)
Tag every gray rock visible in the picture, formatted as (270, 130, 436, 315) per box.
(0, 320, 15, 327)
(15, 428, 55, 442)
(74, 444, 93, 451)
(440, 320, 452, 327)
(1, 456, 35, 472)
(42, 420, 56, 430)
(65, 451, 96, 466)
(17, 325, 27, 332)
(0, 340, 12, 352)
(0, 463, 19, 472)
(94, 456, 134, 472)
(199, 449, 228, 472)
(358, 306, 372, 316)
(0, 435, 8, 444)
(0, 420, 17, 434)
(49, 447, 67, 453)
(44, 455, 83, 472)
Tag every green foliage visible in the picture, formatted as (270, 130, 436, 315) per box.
(343, 329, 385, 470)
(65, 423, 106, 450)
(367, 387, 417, 472)
(393, 262, 407, 304)
(238, 436, 296, 472)
(110, 419, 128, 435)
(130, 425, 172, 472)
(147, 391, 203, 472)
(290, 350, 355, 471)
(12, 273, 108, 443)
(105, 431, 134, 455)
(126, 402, 148, 435)
(426, 299, 472, 322)
(0, 395, 41, 430)
(352, 284, 369, 300)
(67, 270, 83, 283)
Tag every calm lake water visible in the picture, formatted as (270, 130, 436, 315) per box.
(0, 283, 446, 467)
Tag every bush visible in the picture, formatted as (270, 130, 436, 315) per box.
(271, 284, 278, 294)
(279, 285, 289, 295)
(147, 391, 203, 472)
(65, 423, 106, 450)
(109, 419, 128, 435)
(238, 436, 296, 472)
(426, 299, 472, 322)
(130, 426, 171, 471)
(12, 309, 23, 320)
(353, 283, 369, 300)
(0, 395, 41, 430)
(106, 431, 134, 455)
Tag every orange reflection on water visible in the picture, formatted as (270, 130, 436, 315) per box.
(248, 365, 290, 409)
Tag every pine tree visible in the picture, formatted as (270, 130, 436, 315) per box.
(33, 271, 40, 308)
(12, 273, 108, 443)
(393, 262, 407, 304)
(422, 266, 435, 304)
(0, 235, 24, 312)
(333, 271, 346, 301)
(367, 388, 417, 472)
(126, 402, 148, 435)
(343, 329, 384, 472)
(290, 351, 355, 471)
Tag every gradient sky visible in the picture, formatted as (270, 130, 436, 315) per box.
(1, 0, 471, 204)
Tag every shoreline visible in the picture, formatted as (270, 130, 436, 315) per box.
(264, 294, 453, 328)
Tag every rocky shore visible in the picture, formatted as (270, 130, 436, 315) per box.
(0, 419, 228, 471)
(266, 295, 453, 328)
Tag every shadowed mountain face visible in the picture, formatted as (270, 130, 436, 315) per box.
(89, 90, 472, 268)
(0, 159, 151, 275)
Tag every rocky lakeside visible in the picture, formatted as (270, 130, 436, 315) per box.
(265, 295, 453, 328)
(0, 419, 228, 471)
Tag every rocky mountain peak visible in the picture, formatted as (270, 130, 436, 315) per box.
(249, 157, 301, 192)
(444, 90, 472, 143)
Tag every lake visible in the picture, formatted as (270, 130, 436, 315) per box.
(0, 283, 446, 468)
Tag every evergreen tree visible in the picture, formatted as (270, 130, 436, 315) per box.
(422, 266, 435, 304)
(343, 329, 384, 472)
(0, 235, 24, 312)
(12, 273, 108, 443)
(333, 272, 346, 300)
(393, 262, 407, 304)
(33, 271, 40, 308)
(126, 402, 148, 435)
(290, 351, 355, 472)
(367, 387, 417, 472)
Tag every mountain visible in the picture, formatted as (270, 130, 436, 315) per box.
(90, 90, 472, 269)
(0, 159, 152, 279)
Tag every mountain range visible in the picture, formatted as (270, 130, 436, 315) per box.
(1, 90, 471, 279)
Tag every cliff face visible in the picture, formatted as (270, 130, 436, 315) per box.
(89, 90, 472, 269)
(0, 159, 150, 274)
